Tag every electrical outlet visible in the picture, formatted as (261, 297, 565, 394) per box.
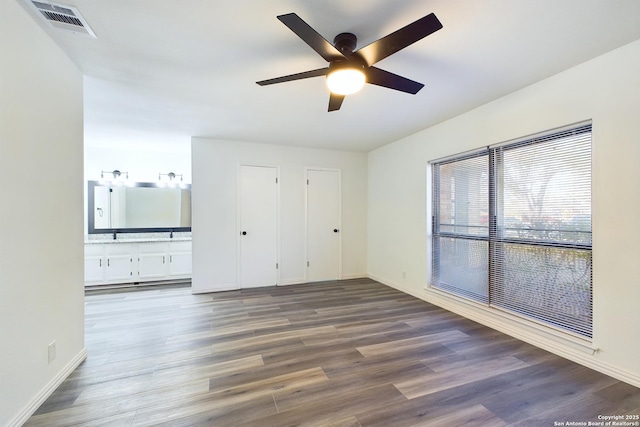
(402, 271, 407, 279)
(48, 340, 56, 363)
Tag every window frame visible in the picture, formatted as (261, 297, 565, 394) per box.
(429, 121, 593, 339)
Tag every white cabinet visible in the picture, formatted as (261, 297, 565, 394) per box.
(104, 243, 135, 282)
(84, 256, 104, 283)
(138, 253, 167, 279)
(104, 255, 134, 281)
(168, 241, 192, 277)
(84, 239, 191, 286)
(138, 242, 169, 280)
(169, 252, 192, 276)
(84, 257, 104, 283)
(84, 244, 105, 284)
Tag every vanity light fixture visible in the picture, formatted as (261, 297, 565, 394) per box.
(159, 172, 183, 181)
(101, 169, 128, 180)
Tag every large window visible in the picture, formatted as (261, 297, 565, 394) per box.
(431, 123, 592, 338)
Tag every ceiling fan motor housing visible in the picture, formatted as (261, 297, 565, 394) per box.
(333, 32, 358, 55)
(331, 33, 366, 73)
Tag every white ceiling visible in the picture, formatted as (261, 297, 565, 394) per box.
(21, 0, 640, 152)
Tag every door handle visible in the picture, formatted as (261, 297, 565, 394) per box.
(241, 231, 247, 235)
(333, 229, 339, 233)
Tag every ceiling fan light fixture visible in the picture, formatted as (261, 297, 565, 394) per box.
(257, 12, 443, 111)
(326, 65, 366, 95)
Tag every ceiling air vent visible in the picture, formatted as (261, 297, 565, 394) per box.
(28, 0, 96, 38)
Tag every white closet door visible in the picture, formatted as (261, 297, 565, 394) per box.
(238, 165, 278, 288)
(307, 169, 341, 282)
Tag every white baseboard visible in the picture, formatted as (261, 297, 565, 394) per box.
(341, 273, 368, 280)
(193, 275, 369, 292)
(8, 348, 87, 427)
(191, 284, 239, 294)
(369, 274, 640, 388)
(279, 278, 306, 286)
(279, 274, 367, 286)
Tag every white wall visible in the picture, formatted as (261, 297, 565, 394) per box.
(368, 39, 640, 386)
(0, 1, 86, 425)
(191, 138, 367, 293)
(84, 142, 192, 183)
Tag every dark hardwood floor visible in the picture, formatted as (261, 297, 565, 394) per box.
(26, 279, 640, 426)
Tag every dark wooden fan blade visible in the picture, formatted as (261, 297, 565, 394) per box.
(277, 13, 346, 62)
(365, 67, 424, 94)
(356, 13, 442, 66)
(256, 68, 329, 86)
(328, 93, 345, 111)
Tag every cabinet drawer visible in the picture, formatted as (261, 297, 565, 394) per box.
(138, 242, 169, 254)
(84, 244, 104, 257)
(169, 241, 191, 252)
(105, 243, 137, 256)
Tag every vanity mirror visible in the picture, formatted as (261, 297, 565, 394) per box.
(88, 181, 191, 234)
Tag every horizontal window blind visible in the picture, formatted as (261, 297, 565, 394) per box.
(432, 153, 489, 303)
(490, 243, 592, 336)
(431, 123, 592, 338)
(490, 124, 592, 337)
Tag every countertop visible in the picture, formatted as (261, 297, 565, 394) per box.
(85, 237, 191, 244)
(85, 232, 192, 244)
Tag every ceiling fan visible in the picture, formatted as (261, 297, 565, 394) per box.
(256, 12, 443, 112)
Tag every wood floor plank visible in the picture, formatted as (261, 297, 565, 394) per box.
(151, 354, 265, 386)
(334, 319, 413, 336)
(25, 279, 640, 427)
(481, 362, 618, 423)
(269, 383, 407, 426)
(210, 366, 329, 396)
(324, 357, 434, 387)
(356, 330, 469, 358)
(419, 337, 533, 373)
(410, 404, 507, 427)
(206, 325, 338, 354)
(132, 393, 278, 427)
(394, 355, 530, 399)
(355, 374, 515, 427)
(207, 357, 333, 393)
(26, 379, 209, 426)
(165, 317, 291, 343)
(127, 368, 328, 426)
(507, 392, 613, 426)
